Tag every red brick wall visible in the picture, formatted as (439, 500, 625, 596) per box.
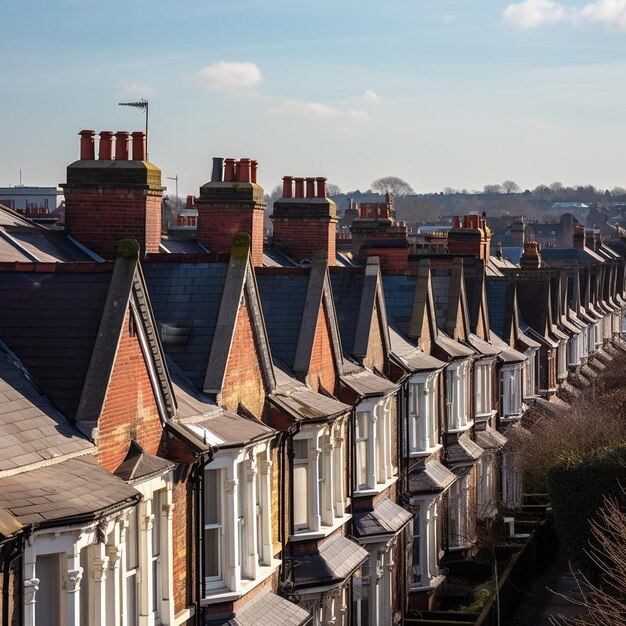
(221, 299, 267, 419)
(172, 475, 192, 613)
(96, 307, 164, 472)
(307, 302, 338, 393)
(197, 204, 265, 266)
(364, 303, 385, 372)
(64, 187, 162, 258)
(272, 219, 337, 265)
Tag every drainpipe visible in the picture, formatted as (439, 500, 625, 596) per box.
(191, 447, 214, 626)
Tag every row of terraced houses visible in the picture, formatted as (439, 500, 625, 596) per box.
(0, 130, 625, 626)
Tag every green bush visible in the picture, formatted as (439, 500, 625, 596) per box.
(547, 444, 626, 570)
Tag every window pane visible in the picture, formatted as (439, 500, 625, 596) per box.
(204, 528, 220, 578)
(36, 554, 60, 626)
(356, 440, 368, 488)
(152, 490, 162, 558)
(126, 507, 139, 570)
(293, 438, 308, 460)
(126, 573, 137, 622)
(204, 470, 221, 525)
(293, 464, 309, 528)
(356, 412, 369, 439)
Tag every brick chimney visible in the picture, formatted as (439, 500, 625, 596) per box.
(573, 224, 586, 249)
(195, 157, 265, 266)
(511, 215, 525, 247)
(62, 129, 163, 259)
(348, 194, 408, 271)
(520, 240, 541, 270)
(447, 214, 491, 260)
(271, 175, 338, 265)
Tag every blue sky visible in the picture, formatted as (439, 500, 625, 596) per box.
(2, 0, 626, 196)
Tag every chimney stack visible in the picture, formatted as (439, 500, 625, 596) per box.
(446, 214, 491, 260)
(196, 155, 266, 266)
(573, 224, 586, 250)
(62, 128, 163, 259)
(520, 240, 541, 270)
(271, 173, 338, 265)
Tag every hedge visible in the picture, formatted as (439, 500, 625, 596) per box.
(546, 444, 626, 570)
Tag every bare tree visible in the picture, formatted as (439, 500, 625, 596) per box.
(483, 184, 503, 194)
(326, 183, 342, 196)
(550, 182, 564, 194)
(502, 180, 520, 194)
(371, 176, 414, 198)
(551, 497, 626, 626)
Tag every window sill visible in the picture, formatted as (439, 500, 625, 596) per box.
(410, 574, 446, 593)
(500, 414, 523, 423)
(447, 420, 474, 434)
(289, 512, 352, 542)
(353, 475, 398, 498)
(201, 559, 281, 605)
(409, 444, 443, 458)
(474, 410, 496, 422)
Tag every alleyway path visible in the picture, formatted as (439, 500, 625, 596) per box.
(511, 549, 586, 625)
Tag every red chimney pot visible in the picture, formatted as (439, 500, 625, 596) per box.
(237, 158, 251, 183)
(282, 176, 293, 198)
(131, 131, 146, 161)
(251, 160, 258, 184)
(223, 158, 236, 183)
(316, 177, 327, 198)
(79, 130, 96, 160)
(114, 131, 130, 161)
(186, 195, 194, 209)
(98, 131, 114, 160)
(305, 177, 315, 198)
(294, 177, 305, 198)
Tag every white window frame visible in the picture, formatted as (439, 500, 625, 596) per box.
(410, 496, 444, 589)
(448, 471, 472, 550)
(500, 364, 523, 421)
(523, 349, 537, 400)
(477, 454, 496, 519)
(446, 360, 471, 433)
(202, 441, 275, 596)
(408, 372, 441, 456)
(474, 359, 494, 420)
(292, 419, 350, 540)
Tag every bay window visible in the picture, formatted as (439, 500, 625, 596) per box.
(474, 360, 493, 419)
(355, 394, 395, 494)
(411, 498, 443, 588)
(293, 419, 348, 537)
(203, 442, 274, 593)
(124, 507, 139, 623)
(501, 365, 523, 420)
(448, 471, 472, 549)
(502, 449, 522, 509)
(408, 372, 440, 455)
(523, 350, 537, 399)
(477, 455, 496, 519)
(446, 361, 470, 432)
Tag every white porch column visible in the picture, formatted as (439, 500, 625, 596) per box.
(245, 454, 259, 579)
(381, 549, 394, 626)
(225, 474, 240, 590)
(367, 414, 378, 490)
(323, 437, 335, 526)
(162, 491, 175, 625)
(422, 505, 431, 584)
(139, 500, 153, 626)
(259, 458, 273, 564)
(309, 443, 322, 532)
(23, 544, 38, 626)
(334, 427, 346, 517)
(375, 403, 388, 484)
(92, 543, 109, 626)
(368, 550, 381, 626)
(65, 551, 83, 626)
(106, 527, 122, 626)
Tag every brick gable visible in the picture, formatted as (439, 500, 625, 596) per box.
(220, 295, 267, 419)
(307, 301, 338, 394)
(364, 303, 385, 372)
(96, 307, 163, 472)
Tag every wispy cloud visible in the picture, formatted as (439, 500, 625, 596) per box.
(504, 0, 626, 30)
(194, 61, 262, 91)
(119, 81, 155, 97)
(270, 98, 369, 121)
(503, 0, 566, 28)
(578, 0, 626, 31)
(356, 89, 381, 104)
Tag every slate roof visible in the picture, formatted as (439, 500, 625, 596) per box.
(293, 533, 368, 589)
(475, 426, 508, 450)
(382, 275, 417, 336)
(408, 460, 456, 494)
(389, 327, 445, 373)
(169, 361, 275, 448)
(485, 279, 508, 339)
(270, 366, 350, 421)
(446, 432, 483, 465)
(435, 332, 475, 359)
(541, 248, 605, 264)
(329, 270, 364, 355)
(340, 360, 398, 397)
(114, 441, 175, 484)
(235, 591, 311, 626)
(0, 347, 92, 472)
(0, 267, 112, 419)
(353, 497, 411, 537)
(431, 270, 451, 329)
(468, 334, 500, 357)
(0, 456, 139, 526)
(159, 240, 206, 254)
(488, 332, 526, 363)
(143, 262, 228, 388)
(256, 272, 309, 368)
(0, 508, 22, 537)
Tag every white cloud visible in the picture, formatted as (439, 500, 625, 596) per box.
(270, 98, 369, 120)
(357, 89, 381, 104)
(120, 81, 155, 97)
(578, 0, 626, 31)
(194, 61, 262, 91)
(503, 0, 566, 28)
